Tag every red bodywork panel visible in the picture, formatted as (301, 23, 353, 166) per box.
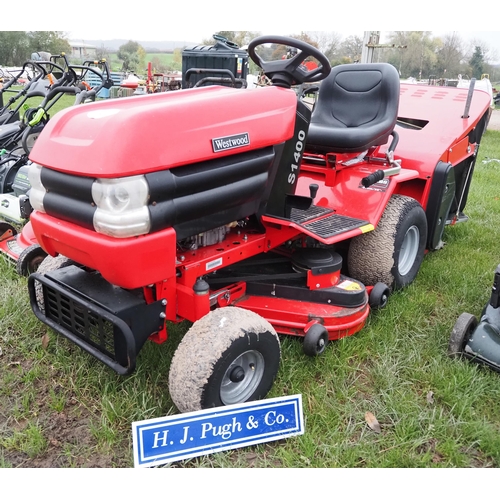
(30, 83, 491, 284)
(31, 210, 177, 289)
(395, 84, 490, 176)
(233, 293, 369, 341)
(29, 86, 297, 177)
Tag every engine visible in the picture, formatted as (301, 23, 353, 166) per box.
(178, 222, 238, 250)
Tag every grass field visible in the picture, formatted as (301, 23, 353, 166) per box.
(1, 96, 500, 470)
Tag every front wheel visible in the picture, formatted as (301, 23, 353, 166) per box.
(348, 195, 428, 290)
(169, 307, 281, 413)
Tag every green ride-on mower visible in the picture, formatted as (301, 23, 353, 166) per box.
(449, 265, 500, 373)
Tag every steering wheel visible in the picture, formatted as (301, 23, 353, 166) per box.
(247, 36, 331, 88)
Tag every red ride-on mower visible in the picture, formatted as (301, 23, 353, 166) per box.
(25, 36, 491, 413)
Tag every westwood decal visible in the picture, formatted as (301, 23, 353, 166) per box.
(212, 133, 250, 152)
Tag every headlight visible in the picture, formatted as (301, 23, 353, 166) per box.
(92, 176, 151, 238)
(28, 164, 152, 239)
(28, 162, 46, 213)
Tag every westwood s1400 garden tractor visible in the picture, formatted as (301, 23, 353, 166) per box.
(24, 36, 491, 413)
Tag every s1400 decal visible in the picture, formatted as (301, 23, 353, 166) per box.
(288, 130, 306, 185)
(212, 133, 250, 152)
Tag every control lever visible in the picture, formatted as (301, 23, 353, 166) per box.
(361, 166, 401, 188)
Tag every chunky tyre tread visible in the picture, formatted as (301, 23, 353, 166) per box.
(169, 307, 280, 413)
(348, 195, 427, 290)
(34, 254, 76, 310)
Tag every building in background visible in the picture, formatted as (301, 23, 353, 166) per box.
(69, 41, 97, 60)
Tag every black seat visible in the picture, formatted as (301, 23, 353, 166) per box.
(306, 63, 400, 154)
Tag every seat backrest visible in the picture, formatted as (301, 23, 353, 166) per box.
(306, 63, 400, 154)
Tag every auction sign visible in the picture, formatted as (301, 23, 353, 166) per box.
(132, 394, 304, 467)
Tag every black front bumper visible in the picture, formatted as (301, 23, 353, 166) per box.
(28, 266, 166, 375)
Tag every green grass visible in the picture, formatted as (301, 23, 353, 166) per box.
(1, 125, 500, 467)
(106, 52, 179, 73)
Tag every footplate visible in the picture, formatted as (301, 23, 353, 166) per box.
(265, 205, 372, 243)
(28, 266, 166, 375)
(290, 205, 333, 223)
(301, 213, 370, 239)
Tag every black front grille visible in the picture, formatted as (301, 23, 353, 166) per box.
(27, 268, 144, 375)
(45, 285, 116, 358)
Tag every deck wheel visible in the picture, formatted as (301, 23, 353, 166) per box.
(369, 282, 391, 310)
(303, 324, 329, 357)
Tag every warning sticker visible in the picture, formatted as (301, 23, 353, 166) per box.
(206, 257, 223, 272)
(337, 280, 362, 291)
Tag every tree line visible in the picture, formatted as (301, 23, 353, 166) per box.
(382, 31, 494, 80)
(209, 31, 498, 80)
(1, 31, 497, 82)
(0, 32, 70, 66)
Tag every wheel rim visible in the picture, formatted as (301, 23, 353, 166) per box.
(220, 350, 265, 405)
(399, 225, 419, 276)
(317, 337, 326, 353)
(379, 292, 389, 308)
(382, 294, 389, 307)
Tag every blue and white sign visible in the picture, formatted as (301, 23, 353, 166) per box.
(132, 394, 304, 467)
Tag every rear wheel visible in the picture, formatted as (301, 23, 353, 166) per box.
(169, 307, 280, 413)
(348, 195, 427, 290)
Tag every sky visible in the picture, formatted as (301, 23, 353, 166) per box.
(14, 2, 500, 60)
